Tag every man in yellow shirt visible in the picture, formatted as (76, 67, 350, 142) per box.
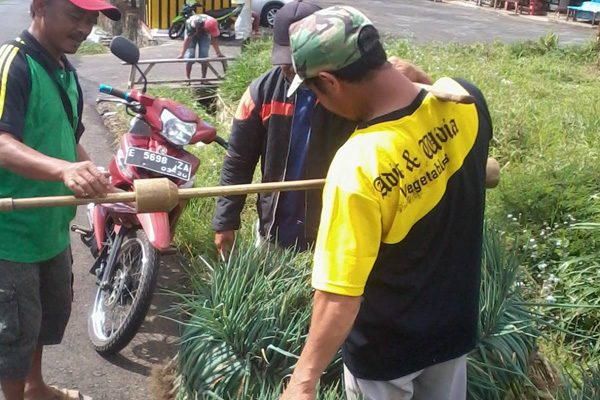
(281, 6, 493, 400)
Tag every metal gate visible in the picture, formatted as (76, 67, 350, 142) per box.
(146, 0, 232, 29)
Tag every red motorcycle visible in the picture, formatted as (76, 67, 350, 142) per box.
(72, 36, 227, 355)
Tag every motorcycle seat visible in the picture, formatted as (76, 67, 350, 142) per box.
(182, 4, 200, 14)
(206, 7, 235, 19)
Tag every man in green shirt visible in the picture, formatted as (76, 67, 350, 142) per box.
(0, 0, 121, 399)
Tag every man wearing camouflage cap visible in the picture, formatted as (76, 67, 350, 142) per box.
(281, 6, 493, 400)
(211, 0, 432, 258)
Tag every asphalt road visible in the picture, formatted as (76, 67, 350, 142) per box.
(0, 0, 595, 399)
(315, 0, 595, 44)
(0, 0, 30, 44)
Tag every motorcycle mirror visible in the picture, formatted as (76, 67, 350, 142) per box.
(110, 36, 140, 65)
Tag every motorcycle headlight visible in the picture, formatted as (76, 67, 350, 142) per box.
(160, 109, 196, 146)
(116, 148, 134, 179)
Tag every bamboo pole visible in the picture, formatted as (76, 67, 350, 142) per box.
(0, 157, 500, 212)
(178, 179, 325, 200)
(0, 191, 136, 211)
(416, 83, 474, 104)
(0, 179, 326, 213)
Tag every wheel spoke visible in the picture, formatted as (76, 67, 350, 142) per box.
(118, 308, 125, 328)
(110, 311, 115, 335)
(125, 248, 132, 268)
(92, 237, 149, 343)
(124, 283, 136, 302)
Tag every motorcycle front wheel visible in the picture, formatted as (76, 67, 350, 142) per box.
(88, 231, 159, 355)
(169, 22, 185, 39)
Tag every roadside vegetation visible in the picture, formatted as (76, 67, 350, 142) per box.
(77, 41, 107, 55)
(142, 35, 600, 399)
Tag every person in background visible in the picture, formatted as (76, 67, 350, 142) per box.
(178, 13, 224, 80)
(0, 0, 120, 399)
(281, 5, 495, 400)
(234, 0, 261, 44)
(252, 10, 261, 36)
(234, 0, 253, 42)
(211, 0, 433, 260)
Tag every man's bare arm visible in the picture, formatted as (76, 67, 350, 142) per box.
(388, 56, 433, 85)
(77, 143, 92, 162)
(211, 36, 224, 57)
(281, 291, 361, 399)
(178, 35, 193, 58)
(0, 132, 110, 197)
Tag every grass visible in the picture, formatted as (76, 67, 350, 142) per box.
(172, 225, 585, 399)
(174, 243, 343, 398)
(77, 41, 107, 55)
(219, 40, 273, 105)
(131, 34, 600, 398)
(381, 34, 600, 377)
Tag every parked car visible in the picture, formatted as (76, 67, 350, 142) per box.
(252, 0, 293, 28)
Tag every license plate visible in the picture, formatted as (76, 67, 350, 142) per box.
(125, 147, 192, 181)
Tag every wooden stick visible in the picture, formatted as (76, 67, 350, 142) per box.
(0, 179, 326, 212)
(0, 191, 136, 211)
(146, 78, 222, 84)
(121, 57, 237, 65)
(415, 83, 475, 104)
(178, 179, 325, 200)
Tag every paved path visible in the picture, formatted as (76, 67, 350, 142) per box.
(0, 42, 187, 400)
(0, 4, 214, 400)
(316, 0, 595, 44)
(0, 0, 29, 44)
(0, 34, 238, 400)
(36, 59, 185, 399)
(0, 0, 595, 399)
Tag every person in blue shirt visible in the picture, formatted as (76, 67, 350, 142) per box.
(211, 0, 433, 258)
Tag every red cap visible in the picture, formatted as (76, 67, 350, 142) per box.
(67, 0, 122, 21)
(204, 16, 220, 37)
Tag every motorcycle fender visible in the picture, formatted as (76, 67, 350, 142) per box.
(172, 16, 185, 23)
(94, 206, 107, 251)
(138, 212, 172, 251)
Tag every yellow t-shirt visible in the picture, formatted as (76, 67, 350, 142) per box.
(312, 78, 487, 297)
(313, 78, 492, 381)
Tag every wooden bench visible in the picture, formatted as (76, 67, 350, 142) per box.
(123, 56, 238, 90)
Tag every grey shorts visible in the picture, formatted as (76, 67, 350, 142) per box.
(184, 33, 211, 59)
(0, 247, 73, 380)
(345, 355, 467, 400)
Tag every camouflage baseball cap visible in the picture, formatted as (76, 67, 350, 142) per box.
(287, 5, 378, 97)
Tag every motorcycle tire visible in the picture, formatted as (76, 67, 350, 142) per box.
(88, 231, 159, 355)
(169, 22, 185, 39)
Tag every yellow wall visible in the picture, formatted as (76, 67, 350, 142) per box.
(146, 0, 233, 29)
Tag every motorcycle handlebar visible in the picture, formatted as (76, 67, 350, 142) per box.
(99, 84, 129, 101)
(214, 135, 229, 149)
(99, 84, 146, 114)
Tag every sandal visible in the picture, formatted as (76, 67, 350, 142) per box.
(48, 385, 93, 400)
